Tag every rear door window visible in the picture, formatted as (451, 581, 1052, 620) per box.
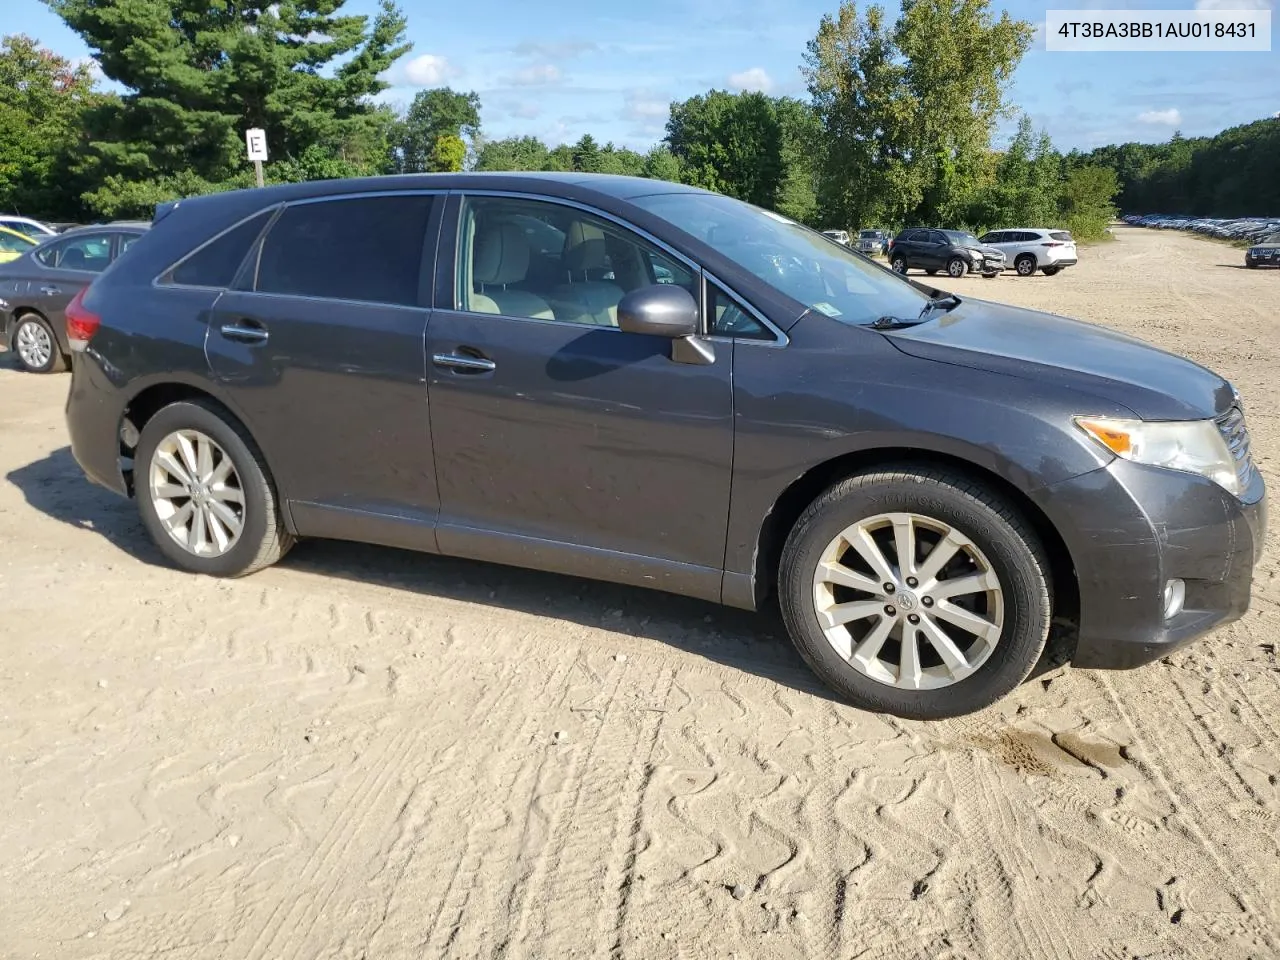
(37, 233, 114, 272)
(254, 195, 436, 307)
(169, 211, 273, 288)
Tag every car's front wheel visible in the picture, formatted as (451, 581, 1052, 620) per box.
(890, 255, 908, 274)
(778, 467, 1052, 719)
(11, 313, 66, 374)
(135, 400, 292, 577)
(946, 257, 967, 278)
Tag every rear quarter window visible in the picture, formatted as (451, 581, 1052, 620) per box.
(167, 210, 274, 288)
(1050, 231, 1073, 242)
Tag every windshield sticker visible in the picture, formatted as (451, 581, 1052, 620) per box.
(812, 302, 842, 317)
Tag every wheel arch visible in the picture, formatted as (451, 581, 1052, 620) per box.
(119, 380, 291, 530)
(752, 447, 1079, 629)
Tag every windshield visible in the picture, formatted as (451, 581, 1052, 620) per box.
(944, 231, 981, 247)
(859, 230, 878, 238)
(633, 193, 929, 326)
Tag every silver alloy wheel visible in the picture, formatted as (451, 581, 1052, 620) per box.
(14, 319, 53, 370)
(1016, 257, 1035, 276)
(812, 512, 1005, 690)
(947, 258, 966, 278)
(148, 429, 246, 558)
(891, 258, 907, 274)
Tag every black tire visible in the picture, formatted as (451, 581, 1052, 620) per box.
(890, 255, 908, 274)
(1245, 260, 1257, 269)
(134, 399, 292, 577)
(10, 313, 66, 374)
(1014, 254, 1037, 277)
(777, 466, 1052, 720)
(946, 257, 967, 278)
(1042, 266, 1061, 277)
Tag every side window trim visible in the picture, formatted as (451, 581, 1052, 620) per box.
(445, 189, 704, 330)
(702, 270, 788, 347)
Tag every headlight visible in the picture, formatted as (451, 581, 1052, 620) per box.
(1075, 416, 1241, 496)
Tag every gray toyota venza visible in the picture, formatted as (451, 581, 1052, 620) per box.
(64, 173, 1267, 719)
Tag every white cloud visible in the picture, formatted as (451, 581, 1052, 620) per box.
(728, 66, 773, 93)
(1137, 108, 1182, 126)
(505, 64, 562, 86)
(402, 54, 458, 86)
(72, 55, 103, 79)
(1195, 0, 1271, 9)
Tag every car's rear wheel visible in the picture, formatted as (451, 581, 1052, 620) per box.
(890, 255, 908, 274)
(1042, 265, 1061, 276)
(1015, 254, 1037, 276)
(946, 257, 967, 278)
(135, 400, 292, 577)
(11, 313, 65, 374)
(777, 467, 1052, 719)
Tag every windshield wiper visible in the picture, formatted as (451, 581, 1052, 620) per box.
(917, 293, 961, 321)
(871, 293, 962, 330)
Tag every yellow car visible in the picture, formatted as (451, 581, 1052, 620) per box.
(0, 225, 38, 264)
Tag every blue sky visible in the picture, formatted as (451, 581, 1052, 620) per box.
(8, 0, 1278, 153)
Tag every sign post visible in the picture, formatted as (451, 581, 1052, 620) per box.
(245, 128, 268, 188)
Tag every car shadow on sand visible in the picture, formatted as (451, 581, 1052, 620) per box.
(7, 446, 842, 701)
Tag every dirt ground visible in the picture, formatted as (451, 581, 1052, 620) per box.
(1, 226, 1277, 960)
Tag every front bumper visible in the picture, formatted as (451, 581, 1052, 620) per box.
(1033, 458, 1266, 670)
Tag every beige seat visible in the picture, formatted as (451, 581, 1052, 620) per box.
(470, 221, 555, 320)
(548, 221, 624, 326)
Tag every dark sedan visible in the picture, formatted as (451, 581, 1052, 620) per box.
(1245, 234, 1280, 268)
(64, 174, 1265, 719)
(0, 222, 149, 373)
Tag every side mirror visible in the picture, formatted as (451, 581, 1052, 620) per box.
(617, 284, 699, 339)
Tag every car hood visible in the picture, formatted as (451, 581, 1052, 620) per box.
(878, 299, 1235, 420)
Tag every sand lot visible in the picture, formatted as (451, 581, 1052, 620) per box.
(1, 225, 1277, 960)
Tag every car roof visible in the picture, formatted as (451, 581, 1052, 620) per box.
(155, 172, 712, 223)
(55, 222, 151, 237)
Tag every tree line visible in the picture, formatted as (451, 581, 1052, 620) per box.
(1, 0, 1274, 240)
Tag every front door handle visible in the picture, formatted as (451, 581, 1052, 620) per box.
(220, 321, 269, 344)
(432, 352, 496, 373)
(39, 285, 61, 296)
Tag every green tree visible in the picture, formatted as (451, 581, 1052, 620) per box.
(804, 4, 918, 228)
(665, 90, 786, 208)
(46, 0, 411, 215)
(429, 133, 467, 172)
(571, 134, 601, 172)
(969, 114, 1061, 229)
(391, 87, 480, 173)
(643, 145, 683, 183)
(0, 34, 105, 219)
(1058, 164, 1118, 239)
(474, 135, 551, 171)
(895, 0, 1033, 223)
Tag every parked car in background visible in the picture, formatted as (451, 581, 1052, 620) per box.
(979, 228, 1078, 277)
(857, 229, 888, 256)
(1245, 234, 1280, 268)
(0, 222, 149, 373)
(0, 216, 57, 240)
(0, 226, 38, 264)
(888, 229, 1004, 278)
(60, 172, 1265, 719)
(822, 229, 851, 245)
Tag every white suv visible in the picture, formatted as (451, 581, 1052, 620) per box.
(978, 228, 1078, 277)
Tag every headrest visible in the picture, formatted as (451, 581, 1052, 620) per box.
(474, 221, 531, 285)
(562, 220, 609, 272)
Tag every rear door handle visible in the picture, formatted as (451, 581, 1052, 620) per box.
(220, 321, 269, 344)
(432, 352, 496, 373)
